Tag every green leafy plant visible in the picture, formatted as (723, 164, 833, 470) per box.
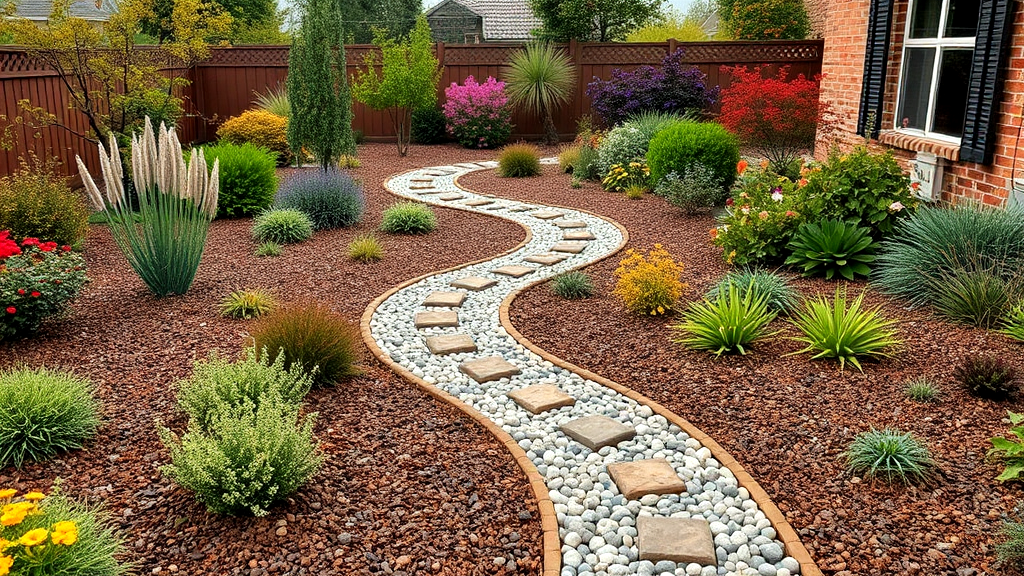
(337, 155, 360, 169)
(219, 288, 275, 320)
(255, 241, 282, 257)
(722, 0, 811, 40)
(251, 303, 361, 387)
(656, 164, 726, 214)
(672, 281, 778, 356)
(0, 160, 90, 247)
(0, 367, 101, 467)
(380, 202, 436, 235)
(574, 145, 602, 181)
(789, 286, 901, 371)
(410, 106, 448, 145)
(252, 209, 314, 244)
(254, 83, 290, 119)
(784, 219, 876, 280)
(956, 354, 1019, 401)
(347, 234, 383, 263)
(551, 271, 595, 299)
(160, 396, 323, 517)
(843, 428, 935, 484)
(498, 143, 542, 177)
(1000, 302, 1024, 342)
(903, 377, 941, 403)
(1, 236, 88, 340)
(926, 265, 1021, 328)
(705, 268, 798, 314)
(505, 43, 575, 145)
(597, 111, 686, 178)
(76, 119, 219, 297)
(274, 168, 364, 230)
(647, 121, 740, 189)
(531, 0, 664, 41)
(177, 349, 313, 433)
(712, 164, 806, 266)
(204, 142, 278, 218)
(997, 504, 1024, 564)
(988, 411, 1024, 482)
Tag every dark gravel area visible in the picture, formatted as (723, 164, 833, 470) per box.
(461, 165, 1024, 576)
(0, 144, 543, 575)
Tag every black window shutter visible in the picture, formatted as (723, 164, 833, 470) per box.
(858, 0, 895, 138)
(960, 0, 1016, 164)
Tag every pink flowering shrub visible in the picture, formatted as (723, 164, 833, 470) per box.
(443, 76, 513, 149)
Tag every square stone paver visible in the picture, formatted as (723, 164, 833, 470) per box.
(551, 241, 588, 254)
(554, 220, 587, 229)
(459, 356, 521, 383)
(637, 517, 716, 565)
(560, 415, 636, 451)
(607, 459, 686, 500)
(423, 291, 466, 307)
(464, 199, 494, 207)
(524, 253, 570, 266)
(413, 311, 459, 328)
(492, 265, 536, 278)
(450, 276, 498, 291)
(438, 193, 464, 201)
(425, 334, 477, 355)
(532, 210, 566, 220)
(564, 230, 596, 241)
(508, 384, 575, 414)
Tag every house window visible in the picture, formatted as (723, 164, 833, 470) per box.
(895, 0, 979, 140)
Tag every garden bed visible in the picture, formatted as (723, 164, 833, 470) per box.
(0, 144, 545, 575)
(459, 165, 1024, 576)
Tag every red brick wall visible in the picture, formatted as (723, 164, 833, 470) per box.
(817, 0, 1024, 207)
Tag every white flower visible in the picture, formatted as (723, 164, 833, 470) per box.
(741, 206, 750, 215)
(889, 201, 905, 212)
(771, 191, 784, 202)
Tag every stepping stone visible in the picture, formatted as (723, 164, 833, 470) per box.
(411, 178, 434, 183)
(551, 241, 588, 254)
(425, 334, 477, 355)
(491, 265, 536, 278)
(607, 459, 686, 500)
(416, 190, 444, 195)
(410, 185, 436, 190)
(455, 162, 480, 169)
(564, 230, 596, 241)
(423, 291, 466, 307)
(524, 253, 570, 266)
(532, 210, 565, 220)
(554, 220, 587, 229)
(509, 206, 536, 212)
(484, 204, 506, 211)
(560, 415, 636, 451)
(508, 384, 575, 414)
(423, 171, 448, 177)
(450, 276, 498, 291)
(476, 161, 499, 168)
(438, 193, 464, 201)
(637, 517, 716, 565)
(460, 356, 521, 383)
(464, 199, 493, 207)
(413, 311, 459, 328)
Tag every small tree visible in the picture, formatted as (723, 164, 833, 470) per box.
(287, 0, 355, 168)
(351, 15, 441, 157)
(505, 43, 575, 146)
(717, 0, 809, 40)
(530, 0, 665, 42)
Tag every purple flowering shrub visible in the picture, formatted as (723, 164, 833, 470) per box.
(443, 76, 513, 149)
(586, 49, 718, 126)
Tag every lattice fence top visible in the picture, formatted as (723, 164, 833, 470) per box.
(0, 50, 54, 76)
(579, 44, 669, 65)
(442, 44, 521, 66)
(675, 41, 823, 63)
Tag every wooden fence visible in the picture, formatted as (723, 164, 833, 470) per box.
(0, 39, 824, 178)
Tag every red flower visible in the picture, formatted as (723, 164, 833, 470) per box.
(61, 245, 71, 252)
(726, 198, 735, 206)
(5, 307, 14, 315)
(39, 242, 57, 252)
(30, 291, 40, 298)
(20, 237, 40, 247)
(16, 289, 25, 295)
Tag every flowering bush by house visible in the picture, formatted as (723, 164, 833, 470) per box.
(443, 76, 513, 149)
(1, 232, 87, 340)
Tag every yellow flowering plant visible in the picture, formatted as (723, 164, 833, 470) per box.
(601, 161, 650, 193)
(613, 244, 687, 315)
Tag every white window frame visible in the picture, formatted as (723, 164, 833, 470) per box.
(894, 0, 976, 143)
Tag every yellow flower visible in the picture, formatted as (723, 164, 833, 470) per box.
(19, 527, 48, 547)
(0, 490, 15, 500)
(0, 555, 12, 576)
(0, 539, 11, 551)
(0, 511, 26, 527)
(21, 492, 44, 502)
(50, 521, 78, 546)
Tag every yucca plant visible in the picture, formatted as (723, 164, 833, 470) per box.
(789, 286, 901, 371)
(672, 282, 778, 356)
(505, 43, 575, 145)
(785, 219, 876, 280)
(254, 83, 290, 119)
(705, 268, 799, 314)
(844, 428, 936, 484)
(75, 118, 219, 296)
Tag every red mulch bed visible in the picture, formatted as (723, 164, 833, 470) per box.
(0, 144, 545, 576)
(460, 165, 1024, 576)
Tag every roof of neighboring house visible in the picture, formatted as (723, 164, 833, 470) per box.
(13, 0, 115, 21)
(426, 0, 542, 41)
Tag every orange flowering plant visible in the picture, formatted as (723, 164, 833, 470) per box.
(613, 245, 687, 315)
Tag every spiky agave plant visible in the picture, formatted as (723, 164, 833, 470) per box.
(76, 118, 219, 296)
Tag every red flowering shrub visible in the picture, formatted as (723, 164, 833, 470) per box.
(719, 66, 830, 176)
(1, 233, 87, 340)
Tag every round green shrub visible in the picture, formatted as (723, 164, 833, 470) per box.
(647, 121, 740, 189)
(252, 208, 314, 244)
(275, 168, 364, 230)
(411, 106, 448, 144)
(0, 367, 101, 467)
(380, 202, 437, 235)
(204, 142, 279, 218)
(498, 143, 542, 177)
(0, 164, 90, 247)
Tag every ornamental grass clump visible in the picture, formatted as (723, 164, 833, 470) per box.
(789, 286, 900, 372)
(219, 288, 275, 320)
(784, 219, 876, 280)
(347, 234, 384, 263)
(706, 268, 798, 314)
(498, 143, 542, 177)
(0, 367, 101, 468)
(380, 202, 436, 235)
(956, 354, 1019, 401)
(255, 241, 282, 257)
(613, 245, 686, 316)
(903, 377, 941, 403)
(672, 282, 778, 356)
(551, 271, 595, 300)
(844, 428, 936, 484)
(76, 118, 219, 297)
(252, 209, 314, 244)
(275, 168, 364, 230)
(558, 144, 581, 174)
(251, 303, 361, 387)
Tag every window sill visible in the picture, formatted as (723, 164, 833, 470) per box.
(877, 131, 961, 162)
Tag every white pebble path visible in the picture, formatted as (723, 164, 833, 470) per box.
(366, 161, 804, 576)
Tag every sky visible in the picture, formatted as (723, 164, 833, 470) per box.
(422, 0, 696, 13)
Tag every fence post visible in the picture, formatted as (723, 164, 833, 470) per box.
(668, 38, 677, 55)
(569, 39, 583, 121)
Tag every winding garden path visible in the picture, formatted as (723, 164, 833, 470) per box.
(360, 161, 820, 576)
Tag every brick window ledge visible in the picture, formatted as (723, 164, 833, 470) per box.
(877, 130, 961, 162)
